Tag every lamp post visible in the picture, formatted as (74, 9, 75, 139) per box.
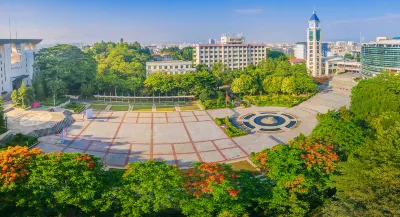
(4, 115, 8, 131)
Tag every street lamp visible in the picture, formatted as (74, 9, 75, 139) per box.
(4, 115, 7, 131)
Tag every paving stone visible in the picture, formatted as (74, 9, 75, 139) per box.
(63, 147, 84, 154)
(220, 147, 246, 160)
(87, 141, 111, 152)
(128, 154, 150, 163)
(174, 143, 195, 153)
(154, 113, 166, 118)
(69, 139, 91, 150)
(153, 144, 173, 154)
(153, 118, 167, 123)
(130, 144, 151, 155)
(85, 150, 105, 159)
(139, 113, 152, 118)
(183, 116, 197, 122)
(180, 111, 194, 117)
(36, 143, 65, 153)
(196, 115, 212, 121)
(109, 143, 131, 154)
(167, 117, 181, 123)
(194, 141, 217, 152)
(200, 151, 225, 163)
(137, 118, 152, 123)
(105, 153, 128, 166)
(176, 153, 199, 167)
(214, 139, 236, 149)
(153, 154, 176, 165)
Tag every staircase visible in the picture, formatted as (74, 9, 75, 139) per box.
(27, 110, 75, 138)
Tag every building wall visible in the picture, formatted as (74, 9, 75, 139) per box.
(361, 42, 400, 76)
(193, 44, 267, 69)
(295, 43, 307, 59)
(0, 41, 39, 93)
(146, 60, 195, 76)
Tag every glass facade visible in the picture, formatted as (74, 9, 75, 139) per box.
(309, 30, 313, 41)
(361, 42, 400, 76)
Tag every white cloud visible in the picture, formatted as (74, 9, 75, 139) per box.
(234, 9, 264, 15)
(329, 13, 400, 24)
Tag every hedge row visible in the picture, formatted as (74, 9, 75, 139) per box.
(244, 94, 314, 107)
(215, 117, 248, 137)
(198, 99, 235, 110)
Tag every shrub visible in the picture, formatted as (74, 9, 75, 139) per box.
(244, 94, 314, 107)
(199, 99, 235, 110)
(2, 133, 38, 151)
(215, 117, 248, 137)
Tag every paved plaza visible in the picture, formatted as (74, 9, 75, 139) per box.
(35, 73, 359, 168)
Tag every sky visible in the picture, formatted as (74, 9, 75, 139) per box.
(0, 0, 400, 44)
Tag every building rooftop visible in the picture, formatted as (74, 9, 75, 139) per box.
(193, 43, 266, 47)
(289, 58, 305, 63)
(309, 11, 320, 21)
(0, 39, 42, 45)
(146, 60, 192, 64)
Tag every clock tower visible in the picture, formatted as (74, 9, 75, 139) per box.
(307, 11, 322, 77)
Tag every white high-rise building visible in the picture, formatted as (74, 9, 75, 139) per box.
(295, 42, 307, 60)
(307, 11, 323, 77)
(0, 39, 42, 93)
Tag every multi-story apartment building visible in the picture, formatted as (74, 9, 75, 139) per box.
(361, 37, 400, 76)
(192, 34, 268, 69)
(322, 57, 360, 74)
(307, 11, 323, 76)
(146, 60, 196, 76)
(0, 39, 42, 93)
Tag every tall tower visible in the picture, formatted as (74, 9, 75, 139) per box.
(307, 11, 322, 77)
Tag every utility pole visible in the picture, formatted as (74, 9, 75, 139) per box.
(53, 95, 55, 107)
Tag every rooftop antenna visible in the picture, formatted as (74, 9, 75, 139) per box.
(15, 20, 18, 40)
(8, 18, 11, 40)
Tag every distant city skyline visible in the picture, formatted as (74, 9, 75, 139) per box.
(1, 0, 400, 44)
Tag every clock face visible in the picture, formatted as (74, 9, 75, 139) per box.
(310, 23, 315, 28)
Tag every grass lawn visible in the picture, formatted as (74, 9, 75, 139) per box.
(40, 97, 69, 106)
(228, 160, 258, 172)
(132, 104, 153, 111)
(110, 105, 129, 111)
(89, 104, 108, 110)
(179, 105, 200, 111)
(156, 106, 176, 112)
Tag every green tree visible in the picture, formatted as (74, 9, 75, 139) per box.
(344, 53, 354, 59)
(117, 161, 185, 217)
(324, 123, 400, 216)
(350, 74, 400, 122)
(231, 74, 257, 95)
(263, 76, 283, 94)
(180, 163, 269, 217)
(18, 83, 34, 107)
(10, 89, 21, 106)
(19, 152, 114, 215)
(34, 44, 97, 97)
(251, 136, 340, 217)
(0, 97, 6, 133)
(281, 76, 296, 94)
(274, 61, 291, 76)
(211, 62, 228, 89)
(312, 109, 365, 158)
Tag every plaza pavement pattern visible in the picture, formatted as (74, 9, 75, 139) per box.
(36, 73, 359, 168)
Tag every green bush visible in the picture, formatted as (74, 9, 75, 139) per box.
(244, 93, 314, 107)
(199, 99, 235, 110)
(214, 117, 248, 137)
(2, 133, 38, 150)
(66, 102, 86, 113)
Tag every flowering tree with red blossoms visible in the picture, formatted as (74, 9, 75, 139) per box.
(180, 162, 269, 217)
(250, 135, 340, 216)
